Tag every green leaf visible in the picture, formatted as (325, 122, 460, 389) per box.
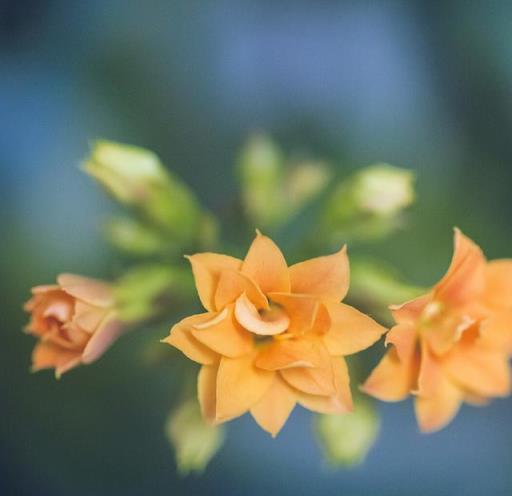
(165, 400, 225, 476)
(114, 264, 194, 322)
(314, 401, 380, 467)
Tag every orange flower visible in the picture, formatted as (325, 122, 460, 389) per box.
(25, 274, 124, 378)
(362, 229, 512, 432)
(163, 231, 386, 436)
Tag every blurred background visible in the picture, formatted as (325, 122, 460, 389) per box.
(2, 1, 512, 494)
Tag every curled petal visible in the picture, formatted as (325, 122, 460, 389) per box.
(415, 376, 462, 433)
(216, 353, 274, 421)
(81, 314, 124, 364)
(361, 348, 418, 401)
(186, 253, 242, 311)
(57, 274, 114, 308)
(288, 245, 349, 302)
(191, 306, 254, 358)
(235, 293, 289, 336)
(268, 292, 318, 335)
(162, 314, 219, 365)
(241, 231, 290, 293)
(250, 376, 296, 437)
(322, 302, 387, 356)
(255, 338, 325, 370)
(214, 269, 268, 310)
(198, 363, 219, 424)
(434, 228, 486, 306)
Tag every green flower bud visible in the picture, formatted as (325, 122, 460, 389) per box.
(84, 140, 203, 245)
(165, 400, 225, 475)
(314, 401, 380, 467)
(353, 164, 414, 216)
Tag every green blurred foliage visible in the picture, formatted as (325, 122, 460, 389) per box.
(238, 134, 331, 231)
(84, 141, 217, 254)
(322, 164, 415, 244)
(165, 400, 225, 475)
(314, 401, 380, 467)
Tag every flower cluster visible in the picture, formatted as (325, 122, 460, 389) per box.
(22, 139, 512, 472)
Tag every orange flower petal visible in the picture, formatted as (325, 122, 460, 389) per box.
(389, 294, 431, 324)
(322, 302, 387, 356)
(484, 259, 512, 310)
(297, 357, 352, 413)
(31, 341, 82, 378)
(191, 306, 254, 358)
(250, 376, 297, 437)
(416, 340, 443, 398)
(361, 348, 418, 401)
(73, 301, 108, 334)
(385, 323, 417, 363)
(215, 353, 274, 421)
(288, 245, 349, 302)
(215, 269, 268, 310)
(255, 338, 325, 370)
(414, 376, 462, 433)
(479, 310, 512, 352)
(241, 231, 290, 293)
(186, 253, 242, 311)
(234, 293, 289, 336)
(162, 314, 219, 365)
(434, 228, 486, 306)
(268, 292, 318, 335)
(81, 315, 124, 364)
(198, 363, 219, 424)
(280, 343, 336, 396)
(57, 274, 114, 308)
(443, 346, 511, 397)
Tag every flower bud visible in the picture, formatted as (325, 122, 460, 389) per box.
(165, 400, 225, 475)
(84, 141, 203, 244)
(314, 401, 380, 467)
(24, 274, 125, 378)
(353, 164, 414, 216)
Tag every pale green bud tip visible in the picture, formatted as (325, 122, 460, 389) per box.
(240, 133, 282, 174)
(315, 403, 380, 467)
(83, 140, 168, 203)
(354, 164, 415, 216)
(165, 401, 224, 475)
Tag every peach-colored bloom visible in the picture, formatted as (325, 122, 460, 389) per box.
(25, 274, 124, 378)
(163, 231, 386, 436)
(362, 229, 512, 432)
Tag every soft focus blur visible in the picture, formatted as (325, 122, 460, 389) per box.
(2, 1, 512, 494)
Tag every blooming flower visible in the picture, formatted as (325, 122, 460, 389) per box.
(163, 231, 386, 436)
(362, 229, 512, 432)
(25, 274, 124, 378)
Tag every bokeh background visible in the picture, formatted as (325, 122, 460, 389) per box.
(2, 1, 512, 494)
